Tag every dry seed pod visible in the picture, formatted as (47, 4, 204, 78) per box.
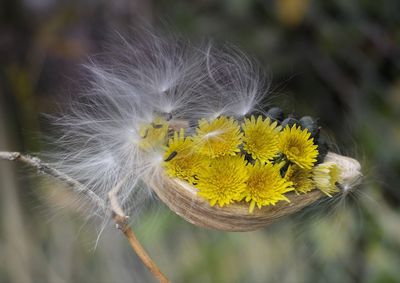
(45, 33, 363, 231)
(151, 152, 361, 232)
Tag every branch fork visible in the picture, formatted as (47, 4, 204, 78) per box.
(0, 151, 170, 283)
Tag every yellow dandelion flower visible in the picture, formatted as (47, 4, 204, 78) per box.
(244, 162, 294, 213)
(196, 156, 248, 207)
(285, 164, 314, 194)
(192, 116, 242, 158)
(163, 129, 208, 184)
(242, 115, 281, 162)
(313, 162, 342, 196)
(279, 125, 318, 169)
(139, 117, 169, 150)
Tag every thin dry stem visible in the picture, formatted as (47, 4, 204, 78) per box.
(108, 174, 131, 217)
(111, 213, 170, 283)
(0, 151, 106, 210)
(0, 151, 170, 283)
(108, 176, 170, 282)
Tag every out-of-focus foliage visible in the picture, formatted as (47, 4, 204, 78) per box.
(1, 0, 399, 282)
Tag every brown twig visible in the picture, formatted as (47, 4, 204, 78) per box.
(112, 213, 170, 283)
(108, 175, 170, 283)
(0, 151, 170, 283)
(0, 151, 107, 209)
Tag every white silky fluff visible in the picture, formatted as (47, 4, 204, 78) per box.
(48, 31, 270, 220)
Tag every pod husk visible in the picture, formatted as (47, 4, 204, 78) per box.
(151, 152, 361, 231)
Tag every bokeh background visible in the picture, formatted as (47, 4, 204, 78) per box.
(1, 0, 400, 282)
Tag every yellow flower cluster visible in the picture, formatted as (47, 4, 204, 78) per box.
(139, 114, 342, 213)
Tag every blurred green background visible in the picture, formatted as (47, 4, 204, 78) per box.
(1, 0, 400, 282)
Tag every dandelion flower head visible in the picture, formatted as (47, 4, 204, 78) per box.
(196, 156, 248, 207)
(242, 115, 281, 163)
(192, 116, 242, 158)
(163, 129, 208, 184)
(243, 162, 294, 213)
(139, 117, 169, 151)
(279, 125, 319, 169)
(313, 162, 342, 196)
(285, 164, 314, 194)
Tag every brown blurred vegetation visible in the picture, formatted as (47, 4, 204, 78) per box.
(1, 0, 400, 282)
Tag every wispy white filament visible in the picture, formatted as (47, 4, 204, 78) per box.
(47, 31, 270, 220)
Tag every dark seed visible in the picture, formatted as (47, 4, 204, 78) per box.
(281, 117, 298, 128)
(152, 123, 164, 129)
(164, 112, 173, 121)
(267, 107, 284, 121)
(164, 151, 178, 162)
(299, 116, 318, 136)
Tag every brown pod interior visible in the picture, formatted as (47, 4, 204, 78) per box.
(151, 152, 361, 232)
